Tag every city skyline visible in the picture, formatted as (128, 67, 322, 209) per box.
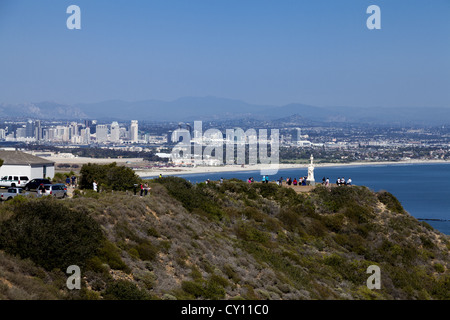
(1, 119, 142, 145)
(0, 0, 449, 109)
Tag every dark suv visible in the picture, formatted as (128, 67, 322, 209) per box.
(24, 178, 52, 191)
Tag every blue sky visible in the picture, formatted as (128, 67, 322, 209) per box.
(0, 0, 449, 108)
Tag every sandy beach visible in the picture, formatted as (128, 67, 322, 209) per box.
(134, 159, 450, 178)
(45, 156, 144, 164)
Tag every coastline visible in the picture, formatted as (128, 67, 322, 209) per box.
(135, 159, 450, 178)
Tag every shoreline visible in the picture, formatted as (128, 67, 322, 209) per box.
(135, 159, 450, 178)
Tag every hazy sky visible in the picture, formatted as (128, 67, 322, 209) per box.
(0, 0, 449, 108)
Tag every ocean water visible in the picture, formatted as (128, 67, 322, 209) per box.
(145, 163, 450, 235)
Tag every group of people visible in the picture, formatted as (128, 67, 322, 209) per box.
(202, 175, 353, 187)
(277, 176, 308, 186)
(65, 175, 77, 188)
(132, 183, 151, 196)
(140, 183, 151, 196)
(336, 177, 352, 186)
(320, 176, 352, 186)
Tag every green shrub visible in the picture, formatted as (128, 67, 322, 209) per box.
(235, 223, 270, 245)
(322, 214, 344, 233)
(103, 280, 151, 300)
(158, 240, 172, 253)
(180, 277, 226, 300)
(147, 227, 160, 238)
(377, 191, 406, 214)
(155, 176, 223, 219)
(242, 207, 265, 222)
(433, 263, 445, 273)
(0, 199, 103, 271)
(181, 281, 205, 298)
(82, 189, 100, 199)
(313, 185, 377, 214)
(80, 162, 141, 191)
(431, 275, 450, 299)
(135, 241, 158, 261)
(72, 189, 82, 198)
(342, 205, 373, 224)
(323, 254, 344, 267)
(420, 235, 435, 249)
(95, 240, 129, 272)
(134, 271, 156, 290)
(223, 264, 241, 283)
(204, 278, 226, 300)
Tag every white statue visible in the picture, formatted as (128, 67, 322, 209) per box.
(307, 154, 315, 186)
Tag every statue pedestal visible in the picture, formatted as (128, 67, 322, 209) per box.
(306, 179, 315, 186)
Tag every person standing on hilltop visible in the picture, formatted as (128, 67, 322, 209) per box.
(93, 180, 98, 192)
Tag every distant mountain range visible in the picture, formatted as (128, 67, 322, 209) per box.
(0, 101, 87, 119)
(1, 97, 449, 125)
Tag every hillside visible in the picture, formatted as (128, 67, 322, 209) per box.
(0, 178, 449, 300)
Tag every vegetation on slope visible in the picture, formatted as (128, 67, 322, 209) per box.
(0, 176, 449, 300)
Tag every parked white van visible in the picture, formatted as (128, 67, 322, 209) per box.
(0, 175, 29, 188)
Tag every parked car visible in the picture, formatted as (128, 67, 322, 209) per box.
(24, 178, 52, 191)
(0, 187, 29, 201)
(0, 175, 29, 188)
(42, 184, 67, 198)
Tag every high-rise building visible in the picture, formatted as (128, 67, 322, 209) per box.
(130, 120, 138, 143)
(80, 127, 91, 144)
(90, 120, 97, 134)
(16, 127, 26, 138)
(292, 128, 301, 144)
(69, 122, 79, 139)
(120, 127, 128, 140)
(55, 126, 70, 142)
(25, 120, 34, 138)
(110, 121, 120, 142)
(34, 120, 42, 141)
(96, 124, 108, 143)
